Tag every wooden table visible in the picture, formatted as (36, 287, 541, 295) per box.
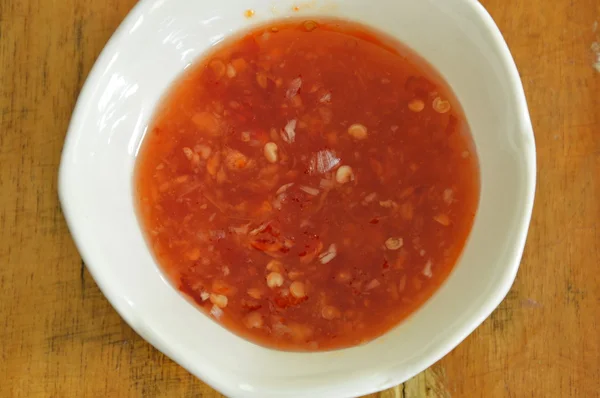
(1, 0, 599, 396)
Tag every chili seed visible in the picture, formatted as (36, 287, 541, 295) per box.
(408, 98, 425, 112)
(385, 237, 403, 250)
(266, 272, 284, 288)
(432, 97, 451, 113)
(289, 281, 306, 298)
(266, 260, 284, 273)
(347, 123, 368, 140)
(264, 142, 279, 163)
(336, 165, 354, 184)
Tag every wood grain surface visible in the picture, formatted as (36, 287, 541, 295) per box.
(1, 0, 599, 396)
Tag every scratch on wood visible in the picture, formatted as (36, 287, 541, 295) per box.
(402, 366, 451, 398)
(566, 282, 587, 309)
(489, 289, 518, 331)
(371, 383, 405, 398)
(105, 338, 130, 346)
(80, 259, 86, 296)
(521, 298, 542, 308)
(74, 20, 85, 91)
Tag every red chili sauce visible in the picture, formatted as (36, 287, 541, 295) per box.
(135, 18, 479, 351)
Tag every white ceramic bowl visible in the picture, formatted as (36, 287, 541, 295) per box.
(59, 0, 536, 396)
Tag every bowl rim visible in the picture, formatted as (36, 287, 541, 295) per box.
(59, 0, 536, 396)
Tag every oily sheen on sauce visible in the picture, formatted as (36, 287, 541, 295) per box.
(135, 18, 480, 351)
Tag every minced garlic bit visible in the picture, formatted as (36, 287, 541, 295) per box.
(226, 63, 236, 78)
(433, 214, 451, 226)
(244, 311, 263, 328)
(385, 237, 403, 250)
(286, 77, 302, 99)
(423, 260, 433, 278)
(256, 72, 268, 89)
(319, 178, 335, 189)
(196, 144, 212, 159)
(208, 59, 226, 79)
(321, 305, 340, 320)
(182, 147, 194, 160)
(443, 188, 454, 205)
(299, 185, 319, 196)
(282, 119, 297, 143)
(183, 147, 195, 160)
(379, 199, 397, 209)
(247, 288, 262, 299)
(210, 304, 223, 319)
(223, 149, 250, 171)
(365, 278, 381, 290)
(308, 149, 340, 175)
(319, 244, 337, 264)
(398, 275, 407, 292)
(362, 192, 377, 205)
(276, 182, 294, 195)
(210, 293, 228, 308)
(319, 92, 332, 103)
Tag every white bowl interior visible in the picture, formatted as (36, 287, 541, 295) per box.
(59, 0, 535, 397)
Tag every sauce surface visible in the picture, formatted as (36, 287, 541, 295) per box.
(135, 18, 479, 351)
